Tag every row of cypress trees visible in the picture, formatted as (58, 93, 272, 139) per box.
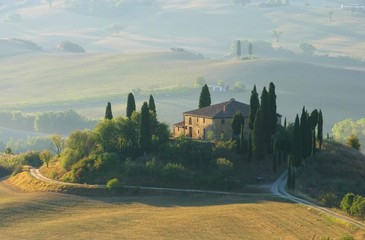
(104, 93, 157, 155)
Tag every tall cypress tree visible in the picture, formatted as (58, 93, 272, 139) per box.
(105, 102, 113, 120)
(247, 131, 253, 162)
(268, 82, 277, 135)
(139, 102, 151, 155)
(199, 84, 211, 109)
(300, 107, 309, 159)
(126, 93, 136, 119)
(249, 85, 260, 130)
(232, 112, 244, 138)
(318, 110, 323, 149)
(293, 114, 302, 168)
(260, 87, 270, 149)
(253, 107, 266, 161)
(149, 94, 156, 114)
(237, 40, 241, 57)
(310, 109, 319, 155)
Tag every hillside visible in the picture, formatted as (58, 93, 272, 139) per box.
(0, 52, 364, 133)
(1, 173, 363, 239)
(296, 141, 365, 202)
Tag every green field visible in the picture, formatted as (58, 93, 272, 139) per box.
(0, 173, 363, 240)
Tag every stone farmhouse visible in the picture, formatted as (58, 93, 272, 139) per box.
(173, 98, 250, 140)
(173, 98, 282, 140)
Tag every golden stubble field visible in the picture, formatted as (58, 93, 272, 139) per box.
(0, 175, 363, 240)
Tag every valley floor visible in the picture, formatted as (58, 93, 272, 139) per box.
(0, 177, 363, 240)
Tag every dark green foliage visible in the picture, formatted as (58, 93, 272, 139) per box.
(318, 110, 323, 149)
(252, 107, 266, 161)
(231, 112, 244, 138)
(340, 193, 365, 218)
(319, 193, 339, 207)
(292, 115, 302, 167)
(260, 87, 271, 149)
(139, 102, 151, 155)
(148, 94, 156, 114)
(105, 102, 113, 120)
(237, 40, 241, 57)
(268, 82, 277, 135)
(239, 124, 246, 154)
(247, 131, 253, 162)
(126, 92, 136, 119)
(287, 155, 295, 190)
(248, 85, 259, 130)
(15, 151, 42, 168)
(199, 84, 211, 109)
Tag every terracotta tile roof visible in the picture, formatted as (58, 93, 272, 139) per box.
(184, 98, 249, 119)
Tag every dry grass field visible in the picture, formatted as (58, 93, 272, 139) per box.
(0, 173, 364, 240)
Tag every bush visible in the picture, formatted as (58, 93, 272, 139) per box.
(11, 165, 23, 176)
(340, 235, 355, 240)
(215, 157, 234, 176)
(61, 148, 80, 170)
(346, 134, 360, 151)
(319, 193, 339, 207)
(341, 193, 356, 213)
(161, 163, 189, 183)
(107, 178, 121, 190)
(15, 151, 42, 168)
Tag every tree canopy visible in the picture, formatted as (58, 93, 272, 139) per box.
(199, 84, 211, 109)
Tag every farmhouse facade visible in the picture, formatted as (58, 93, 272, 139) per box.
(173, 98, 251, 140)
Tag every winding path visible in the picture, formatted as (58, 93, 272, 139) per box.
(271, 171, 365, 230)
(28, 167, 365, 230)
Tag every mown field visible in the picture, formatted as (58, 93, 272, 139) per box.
(0, 173, 364, 240)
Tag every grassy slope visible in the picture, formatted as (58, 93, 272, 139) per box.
(0, 52, 364, 133)
(297, 141, 365, 199)
(1, 172, 363, 240)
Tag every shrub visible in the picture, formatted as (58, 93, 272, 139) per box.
(15, 151, 42, 168)
(107, 178, 121, 190)
(11, 165, 23, 176)
(61, 148, 79, 170)
(215, 157, 234, 176)
(340, 193, 356, 213)
(319, 193, 338, 207)
(161, 163, 188, 183)
(346, 134, 360, 151)
(349, 195, 365, 217)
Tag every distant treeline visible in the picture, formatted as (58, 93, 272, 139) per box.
(0, 110, 97, 135)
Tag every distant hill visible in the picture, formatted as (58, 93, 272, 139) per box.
(0, 38, 41, 58)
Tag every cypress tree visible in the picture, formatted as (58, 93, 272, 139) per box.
(105, 102, 113, 120)
(287, 155, 293, 189)
(300, 107, 309, 158)
(260, 87, 271, 150)
(248, 42, 253, 56)
(139, 102, 151, 155)
(126, 93, 136, 119)
(249, 85, 260, 130)
(239, 124, 246, 154)
(253, 107, 266, 161)
(237, 40, 241, 57)
(268, 82, 277, 135)
(310, 109, 319, 155)
(247, 131, 253, 162)
(318, 110, 323, 149)
(148, 94, 156, 114)
(232, 112, 244, 138)
(199, 84, 211, 109)
(293, 114, 302, 168)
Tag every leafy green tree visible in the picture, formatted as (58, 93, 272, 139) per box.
(318, 110, 323, 149)
(249, 85, 259, 130)
(67, 130, 96, 158)
(268, 82, 277, 135)
(40, 150, 52, 168)
(232, 112, 245, 138)
(340, 193, 355, 213)
(105, 102, 113, 120)
(253, 108, 266, 161)
(149, 95, 156, 114)
(126, 93, 136, 119)
(237, 40, 241, 57)
(50, 134, 65, 157)
(139, 102, 151, 155)
(347, 134, 361, 151)
(199, 84, 211, 109)
(94, 120, 119, 153)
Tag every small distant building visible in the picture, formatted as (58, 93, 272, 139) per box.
(173, 99, 245, 140)
(341, 0, 365, 9)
